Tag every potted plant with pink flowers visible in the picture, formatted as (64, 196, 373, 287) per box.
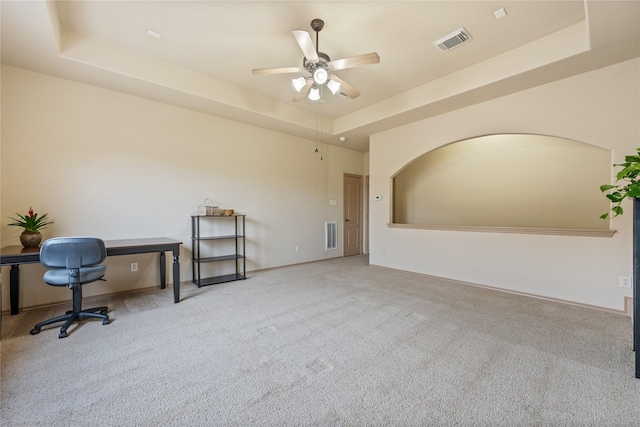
(7, 206, 54, 248)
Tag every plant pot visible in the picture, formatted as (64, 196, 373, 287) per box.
(634, 198, 640, 378)
(20, 231, 42, 248)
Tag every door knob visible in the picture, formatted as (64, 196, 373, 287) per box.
(345, 219, 350, 222)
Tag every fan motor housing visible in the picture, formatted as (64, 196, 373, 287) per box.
(304, 51, 330, 72)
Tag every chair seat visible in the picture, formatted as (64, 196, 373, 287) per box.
(44, 265, 106, 286)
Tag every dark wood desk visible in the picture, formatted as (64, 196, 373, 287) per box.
(1, 238, 182, 315)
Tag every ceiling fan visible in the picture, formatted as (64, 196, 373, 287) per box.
(252, 18, 380, 102)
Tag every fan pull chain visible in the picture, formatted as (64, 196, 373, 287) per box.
(315, 102, 319, 154)
(320, 87, 323, 160)
(315, 86, 323, 160)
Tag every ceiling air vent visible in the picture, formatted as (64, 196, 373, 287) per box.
(433, 28, 472, 52)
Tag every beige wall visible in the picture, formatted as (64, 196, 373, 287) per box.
(370, 58, 640, 311)
(393, 134, 610, 229)
(1, 65, 364, 311)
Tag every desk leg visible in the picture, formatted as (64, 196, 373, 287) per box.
(173, 246, 180, 304)
(10, 265, 20, 315)
(159, 251, 166, 289)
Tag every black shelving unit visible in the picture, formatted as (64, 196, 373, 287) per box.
(191, 214, 246, 287)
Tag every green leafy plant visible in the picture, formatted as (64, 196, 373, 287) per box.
(7, 206, 54, 232)
(600, 148, 640, 219)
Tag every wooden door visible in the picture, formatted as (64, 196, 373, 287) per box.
(343, 174, 362, 256)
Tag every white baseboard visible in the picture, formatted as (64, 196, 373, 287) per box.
(370, 264, 631, 317)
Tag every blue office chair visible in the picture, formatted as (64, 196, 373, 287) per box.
(30, 237, 110, 338)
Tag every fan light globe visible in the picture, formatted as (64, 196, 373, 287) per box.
(313, 68, 328, 85)
(292, 77, 307, 92)
(327, 79, 341, 95)
(308, 86, 321, 101)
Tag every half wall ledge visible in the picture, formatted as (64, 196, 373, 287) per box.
(387, 223, 616, 238)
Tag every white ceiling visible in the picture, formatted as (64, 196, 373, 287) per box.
(2, 1, 639, 152)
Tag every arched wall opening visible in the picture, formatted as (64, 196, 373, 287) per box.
(392, 134, 611, 231)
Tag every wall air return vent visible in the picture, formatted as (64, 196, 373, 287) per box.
(325, 222, 337, 250)
(433, 27, 472, 52)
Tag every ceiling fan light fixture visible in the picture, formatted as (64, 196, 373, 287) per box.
(292, 76, 307, 92)
(313, 67, 328, 85)
(308, 86, 321, 101)
(252, 19, 378, 103)
(327, 79, 341, 95)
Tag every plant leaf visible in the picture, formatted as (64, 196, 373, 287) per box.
(616, 164, 640, 180)
(607, 192, 623, 202)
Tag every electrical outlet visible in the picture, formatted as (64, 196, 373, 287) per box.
(295, 245, 300, 252)
(131, 262, 138, 272)
(619, 276, 632, 289)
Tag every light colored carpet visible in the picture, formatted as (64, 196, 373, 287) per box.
(1, 255, 639, 426)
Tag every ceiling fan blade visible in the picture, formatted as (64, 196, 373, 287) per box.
(292, 30, 318, 62)
(328, 74, 360, 99)
(292, 79, 313, 102)
(329, 52, 380, 71)
(252, 67, 304, 75)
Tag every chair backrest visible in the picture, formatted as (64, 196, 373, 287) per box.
(40, 237, 106, 269)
